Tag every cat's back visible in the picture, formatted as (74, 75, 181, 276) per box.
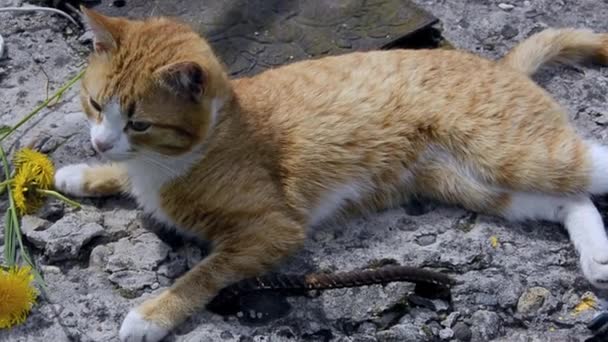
(232, 48, 559, 135)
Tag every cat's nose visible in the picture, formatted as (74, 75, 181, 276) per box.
(93, 139, 113, 153)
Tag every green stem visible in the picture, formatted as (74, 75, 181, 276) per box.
(3, 210, 15, 266)
(0, 179, 12, 187)
(0, 69, 85, 142)
(0, 146, 16, 266)
(36, 189, 81, 209)
(0, 146, 46, 290)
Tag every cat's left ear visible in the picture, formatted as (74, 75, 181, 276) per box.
(154, 62, 206, 103)
(80, 6, 125, 54)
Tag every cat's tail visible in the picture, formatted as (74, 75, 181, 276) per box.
(500, 28, 608, 76)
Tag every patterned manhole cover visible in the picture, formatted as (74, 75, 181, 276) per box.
(87, 0, 440, 77)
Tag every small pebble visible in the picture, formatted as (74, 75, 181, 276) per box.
(441, 312, 461, 328)
(41, 265, 61, 274)
(33, 54, 46, 63)
(0, 34, 4, 59)
(439, 327, 454, 340)
(500, 24, 519, 39)
(517, 287, 550, 314)
(498, 3, 515, 11)
(453, 322, 472, 341)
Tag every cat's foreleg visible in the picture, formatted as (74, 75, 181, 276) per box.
(118, 212, 306, 342)
(54, 163, 127, 197)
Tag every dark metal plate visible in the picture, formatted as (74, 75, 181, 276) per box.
(87, 0, 438, 77)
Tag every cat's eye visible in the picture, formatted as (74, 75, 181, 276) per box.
(128, 121, 151, 132)
(89, 98, 102, 111)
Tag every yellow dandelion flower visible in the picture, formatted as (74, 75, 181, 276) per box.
(0, 266, 38, 329)
(489, 236, 500, 248)
(572, 292, 598, 315)
(13, 148, 54, 189)
(11, 166, 45, 215)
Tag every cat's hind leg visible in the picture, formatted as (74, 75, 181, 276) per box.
(414, 149, 608, 288)
(503, 192, 608, 288)
(586, 142, 608, 195)
(54, 163, 127, 197)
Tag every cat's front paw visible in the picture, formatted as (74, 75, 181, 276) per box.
(119, 309, 169, 342)
(580, 249, 608, 289)
(54, 163, 91, 197)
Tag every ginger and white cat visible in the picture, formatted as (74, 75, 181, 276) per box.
(54, 7, 608, 342)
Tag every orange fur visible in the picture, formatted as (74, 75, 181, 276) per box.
(54, 9, 608, 342)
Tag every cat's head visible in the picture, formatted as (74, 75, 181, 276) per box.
(79, 7, 231, 162)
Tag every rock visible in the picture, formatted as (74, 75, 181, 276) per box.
(500, 24, 519, 39)
(89, 245, 111, 269)
(441, 312, 461, 328)
(404, 307, 438, 325)
(453, 322, 472, 342)
(426, 320, 443, 336)
(106, 233, 170, 273)
(470, 310, 502, 341)
(41, 265, 61, 275)
(430, 299, 449, 313)
(20, 215, 51, 246)
(408, 294, 449, 312)
(102, 208, 139, 238)
(0, 32, 4, 59)
(497, 282, 522, 309)
(415, 233, 437, 246)
(220, 331, 234, 339)
(376, 323, 421, 342)
(474, 293, 498, 307)
(593, 112, 608, 126)
(498, 3, 515, 11)
(38, 202, 65, 222)
(22, 213, 105, 262)
(517, 287, 550, 314)
(346, 336, 377, 342)
(109, 270, 158, 292)
(357, 322, 377, 335)
(32, 53, 46, 63)
(439, 327, 454, 340)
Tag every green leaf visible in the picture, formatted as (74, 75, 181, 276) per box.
(0, 125, 10, 135)
(4, 209, 16, 266)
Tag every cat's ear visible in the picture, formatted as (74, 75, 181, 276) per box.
(80, 6, 124, 54)
(154, 62, 206, 103)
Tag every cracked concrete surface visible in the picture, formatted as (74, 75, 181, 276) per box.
(2, 0, 608, 341)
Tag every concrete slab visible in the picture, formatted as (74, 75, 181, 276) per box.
(89, 0, 438, 76)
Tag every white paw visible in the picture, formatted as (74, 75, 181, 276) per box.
(54, 163, 91, 197)
(580, 249, 608, 289)
(119, 310, 169, 342)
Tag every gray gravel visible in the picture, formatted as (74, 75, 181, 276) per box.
(2, 0, 608, 341)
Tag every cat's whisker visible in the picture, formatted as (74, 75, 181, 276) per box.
(137, 153, 180, 178)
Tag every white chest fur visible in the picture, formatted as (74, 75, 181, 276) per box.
(125, 158, 176, 226)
